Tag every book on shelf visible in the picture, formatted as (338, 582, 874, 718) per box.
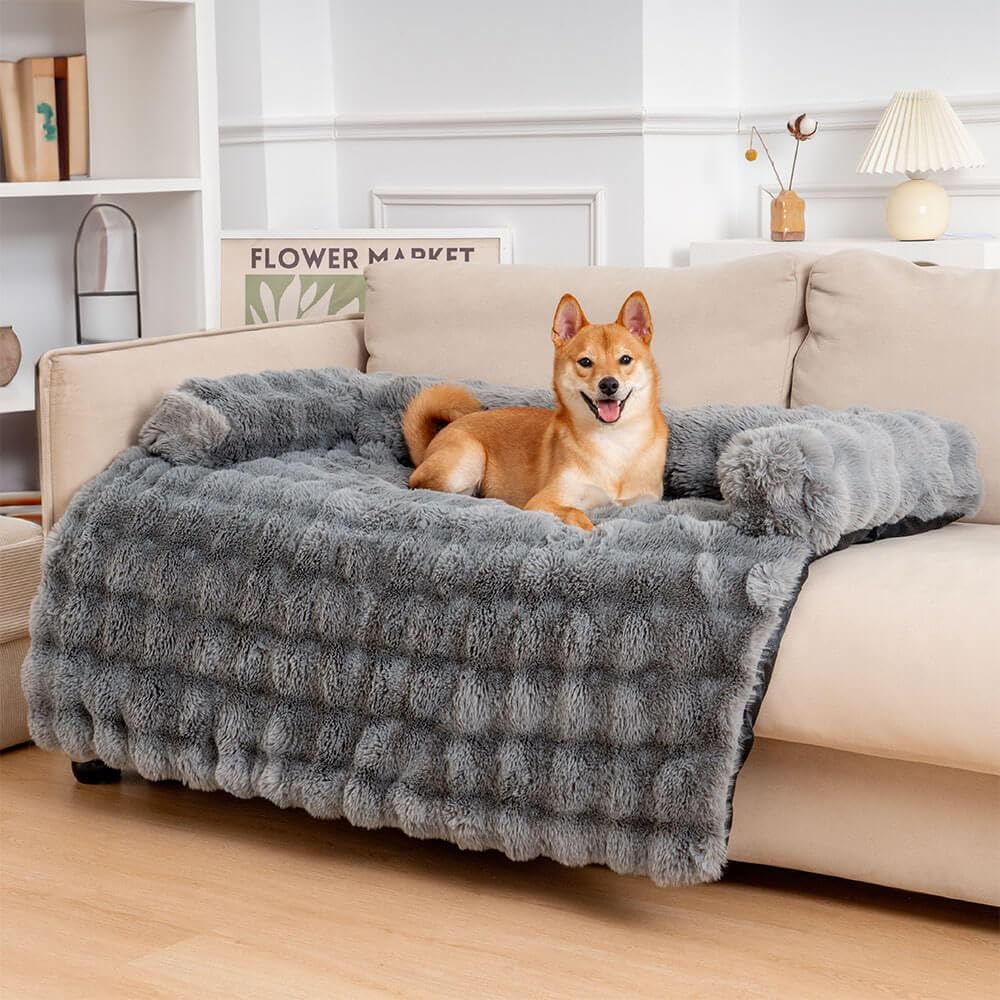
(54, 55, 89, 179)
(0, 55, 88, 182)
(16, 57, 58, 182)
(0, 62, 27, 181)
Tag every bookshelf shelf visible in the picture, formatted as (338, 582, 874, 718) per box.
(0, 1, 195, 8)
(0, 176, 202, 198)
(0, 383, 35, 416)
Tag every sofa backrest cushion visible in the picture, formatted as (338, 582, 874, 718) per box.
(793, 251, 1000, 524)
(364, 254, 812, 408)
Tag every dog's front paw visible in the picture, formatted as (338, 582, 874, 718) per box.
(561, 508, 594, 531)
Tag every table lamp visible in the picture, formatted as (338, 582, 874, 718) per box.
(857, 90, 985, 241)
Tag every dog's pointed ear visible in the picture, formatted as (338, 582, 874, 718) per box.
(552, 294, 588, 346)
(617, 291, 653, 344)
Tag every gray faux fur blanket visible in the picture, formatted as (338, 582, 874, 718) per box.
(23, 368, 981, 885)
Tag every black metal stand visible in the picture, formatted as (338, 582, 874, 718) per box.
(71, 759, 122, 785)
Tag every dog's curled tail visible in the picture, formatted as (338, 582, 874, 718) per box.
(402, 384, 482, 464)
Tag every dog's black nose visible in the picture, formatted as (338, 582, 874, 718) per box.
(598, 376, 619, 397)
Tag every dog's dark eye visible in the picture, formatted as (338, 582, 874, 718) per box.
(619, 355, 633, 365)
(577, 357, 593, 368)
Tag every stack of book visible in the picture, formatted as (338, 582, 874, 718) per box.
(0, 55, 88, 182)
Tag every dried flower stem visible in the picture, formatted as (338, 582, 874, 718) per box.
(750, 127, 785, 191)
(788, 140, 801, 191)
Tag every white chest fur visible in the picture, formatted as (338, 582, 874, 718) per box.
(559, 417, 666, 510)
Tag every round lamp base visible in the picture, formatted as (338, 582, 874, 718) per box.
(885, 178, 949, 241)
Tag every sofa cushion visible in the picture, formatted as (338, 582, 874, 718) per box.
(0, 515, 42, 749)
(757, 522, 1000, 774)
(793, 251, 1000, 523)
(0, 515, 42, 645)
(364, 254, 812, 407)
(731, 739, 1000, 906)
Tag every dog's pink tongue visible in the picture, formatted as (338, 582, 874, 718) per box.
(597, 399, 621, 423)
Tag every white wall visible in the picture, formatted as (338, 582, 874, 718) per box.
(739, 0, 1000, 107)
(333, 0, 642, 114)
(216, 0, 1000, 263)
(642, 2, 739, 109)
(641, 2, 741, 265)
(216, 0, 338, 232)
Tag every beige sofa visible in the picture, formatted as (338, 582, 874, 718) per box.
(32, 250, 999, 904)
(0, 515, 42, 749)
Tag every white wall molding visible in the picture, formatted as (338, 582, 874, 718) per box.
(339, 108, 741, 139)
(339, 109, 645, 139)
(370, 187, 608, 265)
(743, 93, 1000, 133)
(756, 179, 1000, 238)
(219, 93, 1000, 145)
(219, 116, 336, 145)
(785, 180, 1000, 199)
(340, 107, 743, 139)
(642, 108, 739, 135)
(222, 108, 740, 144)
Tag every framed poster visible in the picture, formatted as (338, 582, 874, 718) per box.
(220, 228, 511, 327)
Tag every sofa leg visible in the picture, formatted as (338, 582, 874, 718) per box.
(71, 759, 122, 785)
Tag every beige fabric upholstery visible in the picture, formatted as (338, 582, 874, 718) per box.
(793, 251, 1000, 523)
(1, 637, 31, 750)
(38, 316, 367, 530)
(731, 738, 1000, 905)
(364, 254, 812, 407)
(757, 523, 1000, 774)
(0, 516, 42, 749)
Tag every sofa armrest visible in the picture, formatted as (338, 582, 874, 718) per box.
(37, 315, 367, 531)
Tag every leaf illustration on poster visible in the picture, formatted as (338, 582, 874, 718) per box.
(245, 274, 366, 324)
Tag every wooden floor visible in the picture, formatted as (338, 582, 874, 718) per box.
(1, 746, 996, 999)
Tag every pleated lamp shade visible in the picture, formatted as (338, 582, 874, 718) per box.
(857, 90, 986, 174)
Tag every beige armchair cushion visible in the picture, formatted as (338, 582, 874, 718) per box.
(38, 316, 367, 530)
(793, 251, 1000, 523)
(731, 739, 1000, 905)
(757, 522, 1000, 774)
(364, 254, 813, 408)
(0, 516, 42, 749)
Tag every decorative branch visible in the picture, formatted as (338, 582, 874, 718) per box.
(746, 126, 785, 191)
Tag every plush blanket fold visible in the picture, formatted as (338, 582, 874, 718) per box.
(24, 368, 981, 885)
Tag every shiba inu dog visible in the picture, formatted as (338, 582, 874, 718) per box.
(402, 291, 669, 531)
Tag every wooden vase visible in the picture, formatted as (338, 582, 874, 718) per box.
(771, 190, 805, 242)
(0, 326, 21, 387)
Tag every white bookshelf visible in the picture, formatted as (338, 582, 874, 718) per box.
(0, 176, 203, 198)
(0, 0, 220, 420)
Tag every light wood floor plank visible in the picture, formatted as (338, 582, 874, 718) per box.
(2, 745, 996, 999)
